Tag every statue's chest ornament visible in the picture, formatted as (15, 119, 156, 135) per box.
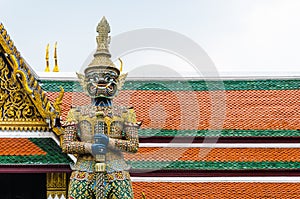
(78, 106, 124, 137)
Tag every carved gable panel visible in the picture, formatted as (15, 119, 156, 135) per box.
(0, 51, 48, 131)
(0, 54, 42, 120)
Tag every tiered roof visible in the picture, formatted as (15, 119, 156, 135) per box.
(0, 23, 71, 172)
(42, 77, 300, 198)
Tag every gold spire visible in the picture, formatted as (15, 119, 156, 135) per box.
(53, 42, 59, 72)
(86, 17, 118, 73)
(44, 43, 50, 72)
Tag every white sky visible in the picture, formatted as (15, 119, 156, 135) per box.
(1, 0, 300, 74)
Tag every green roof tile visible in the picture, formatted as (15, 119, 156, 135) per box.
(127, 160, 300, 170)
(40, 79, 300, 92)
(139, 129, 300, 137)
(0, 138, 73, 165)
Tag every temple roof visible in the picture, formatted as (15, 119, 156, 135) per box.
(0, 23, 71, 171)
(42, 77, 300, 179)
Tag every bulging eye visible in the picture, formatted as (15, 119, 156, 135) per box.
(104, 74, 111, 82)
(110, 71, 117, 78)
(94, 76, 99, 82)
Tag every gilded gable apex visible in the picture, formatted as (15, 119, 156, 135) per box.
(0, 23, 63, 134)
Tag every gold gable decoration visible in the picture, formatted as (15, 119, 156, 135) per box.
(0, 55, 45, 130)
(0, 23, 64, 134)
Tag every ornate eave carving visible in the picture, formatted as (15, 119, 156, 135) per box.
(0, 23, 63, 135)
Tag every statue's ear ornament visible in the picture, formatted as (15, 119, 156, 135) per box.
(117, 73, 128, 91)
(76, 72, 87, 91)
(118, 58, 123, 73)
(116, 58, 128, 91)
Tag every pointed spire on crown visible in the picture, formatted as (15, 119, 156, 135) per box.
(96, 16, 110, 53)
(86, 17, 118, 74)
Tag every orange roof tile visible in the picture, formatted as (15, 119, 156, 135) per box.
(125, 147, 300, 162)
(132, 182, 300, 198)
(47, 89, 300, 130)
(0, 138, 47, 156)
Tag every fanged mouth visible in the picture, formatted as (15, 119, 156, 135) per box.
(92, 83, 107, 88)
(91, 82, 115, 92)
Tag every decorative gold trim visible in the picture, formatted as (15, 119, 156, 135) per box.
(0, 119, 49, 131)
(46, 172, 68, 199)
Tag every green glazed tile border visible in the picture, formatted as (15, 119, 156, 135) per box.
(127, 160, 300, 170)
(139, 129, 300, 137)
(40, 79, 300, 92)
(0, 138, 72, 165)
(29, 138, 73, 164)
(39, 80, 81, 92)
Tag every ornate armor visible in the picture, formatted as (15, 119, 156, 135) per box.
(63, 105, 139, 198)
(63, 105, 139, 173)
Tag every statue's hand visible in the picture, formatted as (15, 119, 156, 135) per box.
(94, 134, 109, 146)
(92, 134, 109, 155)
(91, 144, 107, 155)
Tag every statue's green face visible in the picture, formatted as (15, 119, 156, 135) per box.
(85, 69, 119, 99)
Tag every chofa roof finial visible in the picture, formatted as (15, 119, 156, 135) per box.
(53, 42, 59, 72)
(44, 44, 50, 72)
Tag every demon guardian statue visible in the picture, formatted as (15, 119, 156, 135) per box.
(62, 17, 140, 199)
